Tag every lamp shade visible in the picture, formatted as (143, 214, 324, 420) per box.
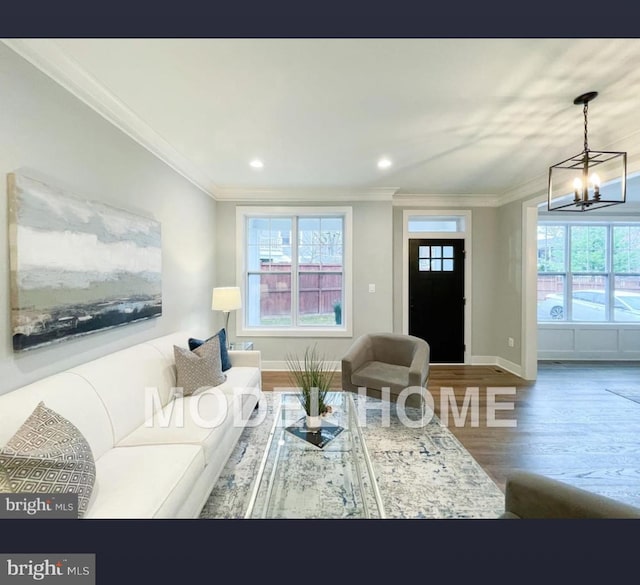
(211, 287, 242, 312)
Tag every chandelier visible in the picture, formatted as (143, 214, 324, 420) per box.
(548, 91, 626, 212)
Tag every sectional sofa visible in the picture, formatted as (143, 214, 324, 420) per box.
(0, 331, 262, 518)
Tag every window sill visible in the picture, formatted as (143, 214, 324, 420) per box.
(238, 326, 352, 338)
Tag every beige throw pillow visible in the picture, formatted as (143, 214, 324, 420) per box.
(174, 335, 227, 397)
(0, 462, 13, 492)
(0, 401, 96, 517)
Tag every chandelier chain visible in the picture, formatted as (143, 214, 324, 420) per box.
(584, 102, 589, 152)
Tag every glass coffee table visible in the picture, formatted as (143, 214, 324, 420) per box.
(244, 391, 386, 519)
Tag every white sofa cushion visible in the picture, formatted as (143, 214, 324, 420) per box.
(227, 350, 262, 369)
(0, 372, 113, 460)
(144, 331, 191, 361)
(117, 369, 262, 462)
(85, 444, 205, 519)
(222, 366, 262, 392)
(69, 343, 176, 444)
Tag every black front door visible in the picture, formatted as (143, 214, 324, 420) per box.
(408, 238, 465, 363)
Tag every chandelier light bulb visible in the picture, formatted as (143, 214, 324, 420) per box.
(573, 177, 583, 202)
(590, 173, 601, 198)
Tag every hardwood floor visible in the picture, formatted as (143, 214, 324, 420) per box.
(262, 361, 640, 507)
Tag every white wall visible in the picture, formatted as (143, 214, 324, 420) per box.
(0, 44, 217, 394)
(493, 199, 523, 369)
(539, 324, 640, 360)
(470, 207, 499, 358)
(215, 200, 393, 367)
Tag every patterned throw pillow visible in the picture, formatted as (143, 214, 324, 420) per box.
(0, 402, 96, 517)
(0, 462, 13, 492)
(174, 334, 227, 397)
(188, 328, 232, 371)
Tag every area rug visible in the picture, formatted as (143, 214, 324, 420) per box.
(605, 387, 640, 405)
(200, 392, 505, 519)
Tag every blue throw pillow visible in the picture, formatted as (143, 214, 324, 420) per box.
(188, 328, 232, 372)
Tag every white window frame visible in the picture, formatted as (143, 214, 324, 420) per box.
(537, 219, 640, 324)
(236, 206, 353, 337)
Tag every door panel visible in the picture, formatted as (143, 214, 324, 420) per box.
(409, 238, 465, 363)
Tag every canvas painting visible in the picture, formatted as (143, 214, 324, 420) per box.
(8, 173, 162, 351)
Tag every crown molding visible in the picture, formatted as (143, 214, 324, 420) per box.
(6, 37, 637, 209)
(392, 193, 501, 208)
(215, 187, 397, 202)
(497, 174, 548, 207)
(2, 39, 218, 199)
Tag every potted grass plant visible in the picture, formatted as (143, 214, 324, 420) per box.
(285, 344, 335, 430)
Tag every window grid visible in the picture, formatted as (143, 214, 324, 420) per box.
(538, 222, 640, 323)
(418, 245, 455, 272)
(245, 214, 345, 329)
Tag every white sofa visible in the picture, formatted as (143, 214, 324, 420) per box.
(0, 331, 262, 519)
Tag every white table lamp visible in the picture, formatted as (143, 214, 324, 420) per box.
(211, 287, 242, 346)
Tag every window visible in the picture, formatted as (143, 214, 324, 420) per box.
(408, 216, 465, 233)
(537, 222, 640, 323)
(237, 207, 352, 335)
(418, 245, 455, 271)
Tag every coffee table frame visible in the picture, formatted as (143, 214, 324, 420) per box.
(244, 391, 386, 519)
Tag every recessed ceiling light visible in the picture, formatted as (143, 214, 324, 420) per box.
(250, 159, 264, 169)
(377, 158, 392, 169)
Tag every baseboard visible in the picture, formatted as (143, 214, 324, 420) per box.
(470, 355, 497, 365)
(471, 355, 523, 377)
(264, 357, 524, 377)
(495, 357, 523, 377)
(262, 360, 343, 372)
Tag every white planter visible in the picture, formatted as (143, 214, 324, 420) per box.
(305, 415, 322, 431)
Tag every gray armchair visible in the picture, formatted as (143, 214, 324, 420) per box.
(502, 470, 640, 519)
(341, 333, 430, 409)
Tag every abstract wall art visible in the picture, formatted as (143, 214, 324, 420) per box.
(8, 173, 162, 351)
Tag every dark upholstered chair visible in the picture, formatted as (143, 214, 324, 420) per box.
(341, 333, 430, 409)
(501, 470, 640, 519)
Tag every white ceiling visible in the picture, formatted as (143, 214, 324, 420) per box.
(6, 38, 640, 202)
